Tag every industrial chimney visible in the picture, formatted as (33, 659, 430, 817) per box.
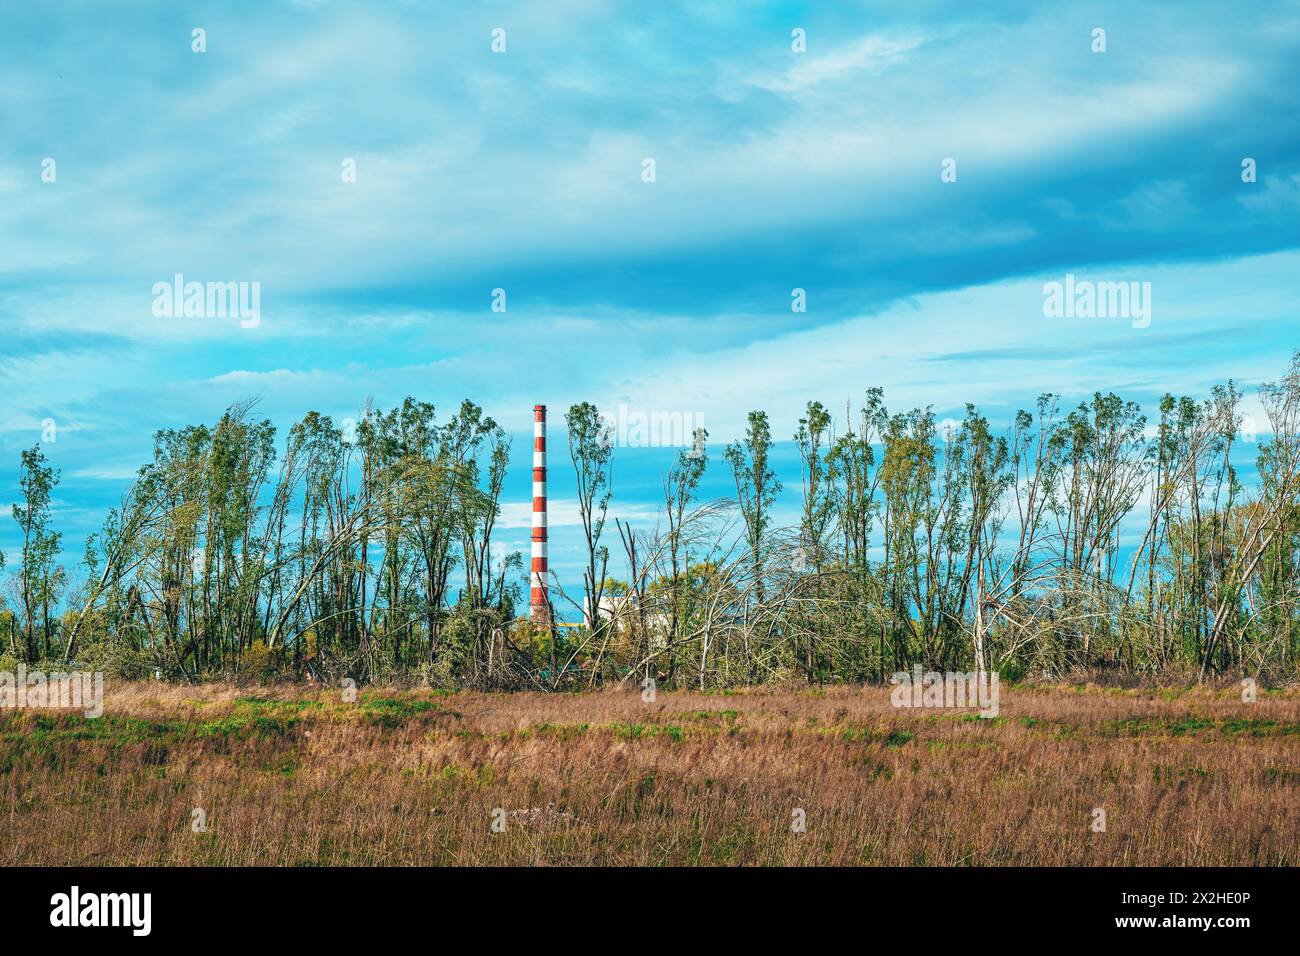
(530, 405, 549, 625)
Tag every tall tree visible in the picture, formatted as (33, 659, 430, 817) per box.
(662, 432, 708, 678)
(565, 402, 614, 656)
(725, 411, 782, 609)
(13, 445, 60, 659)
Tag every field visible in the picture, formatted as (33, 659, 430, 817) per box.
(1, 681, 1296, 866)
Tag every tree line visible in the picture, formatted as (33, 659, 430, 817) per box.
(6, 353, 1300, 687)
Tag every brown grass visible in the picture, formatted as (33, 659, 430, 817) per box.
(1, 680, 1296, 865)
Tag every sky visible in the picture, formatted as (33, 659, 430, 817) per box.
(2, 0, 1299, 598)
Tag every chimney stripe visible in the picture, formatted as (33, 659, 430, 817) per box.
(530, 405, 549, 624)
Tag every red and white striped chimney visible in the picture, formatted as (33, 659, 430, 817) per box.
(530, 404, 549, 624)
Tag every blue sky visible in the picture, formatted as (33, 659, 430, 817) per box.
(2, 1, 1299, 596)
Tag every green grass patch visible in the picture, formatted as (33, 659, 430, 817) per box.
(232, 697, 325, 718)
(1099, 716, 1300, 738)
(0, 711, 303, 748)
(609, 722, 687, 741)
(678, 709, 739, 723)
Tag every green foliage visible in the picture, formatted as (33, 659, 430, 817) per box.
(10, 354, 1300, 691)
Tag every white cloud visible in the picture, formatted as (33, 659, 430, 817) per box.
(68, 466, 140, 482)
(497, 498, 662, 531)
(1239, 173, 1300, 215)
(746, 31, 931, 94)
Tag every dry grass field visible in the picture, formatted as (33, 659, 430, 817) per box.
(1, 680, 1296, 866)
